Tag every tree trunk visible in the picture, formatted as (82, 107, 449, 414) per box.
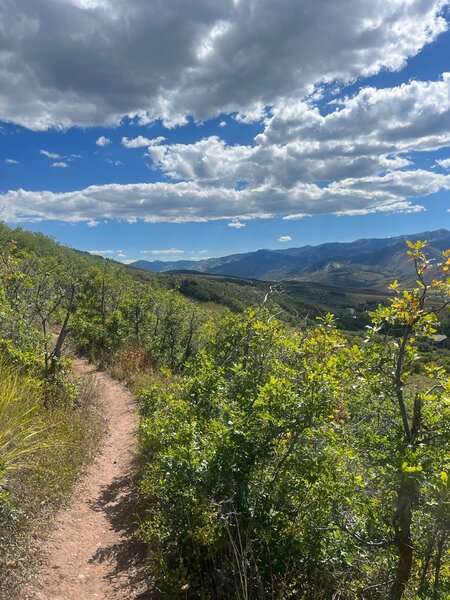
(48, 287, 75, 376)
(432, 531, 446, 600)
(390, 479, 417, 600)
(418, 534, 435, 597)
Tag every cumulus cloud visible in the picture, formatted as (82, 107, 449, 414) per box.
(96, 136, 111, 146)
(2, 2, 450, 225)
(0, 0, 447, 129)
(51, 161, 68, 168)
(258, 75, 450, 152)
(1, 169, 448, 225)
(122, 136, 166, 148)
(139, 74, 450, 212)
(278, 235, 292, 242)
(5, 158, 19, 164)
(148, 136, 254, 185)
(4, 73, 450, 223)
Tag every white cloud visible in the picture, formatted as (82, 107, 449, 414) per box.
(106, 159, 123, 165)
(140, 248, 185, 255)
(122, 135, 166, 148)
(2, 169, 447, 225)
(3, 75, 450, 225)
(40, 150, 62, 159)
(144, 75, 450, 191)
(5, 158, 19, 164)
(2, 19, 450, 226)
(228, 221, 246, 229)
(219, 120, 226, 127)
(0, 1, 447, 129)
(234, 105, 267, 124)
(259, 75, 450, 152)
(96, 136, 111, 147)
(283, 214, 310, 221)
(51, 161, 68, 168)
(436, 158, 450, 169)
(278, 235, 292, 242)
(148, 136, 254, 185)
(88, 249, 119, 256)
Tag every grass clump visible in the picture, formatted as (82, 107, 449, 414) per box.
(0, 362, 44, 520)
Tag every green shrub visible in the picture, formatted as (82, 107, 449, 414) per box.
(138, 310, 349, 598)
(138, 247, 450, 599)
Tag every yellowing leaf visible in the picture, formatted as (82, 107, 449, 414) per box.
(402, 463, 423, 473)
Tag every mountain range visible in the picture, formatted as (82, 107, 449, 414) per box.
(130, 229, 450, 290)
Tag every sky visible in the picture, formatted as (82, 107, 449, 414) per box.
(0, 0, 450, 263)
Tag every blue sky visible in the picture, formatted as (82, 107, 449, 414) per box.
(0, 0, 449, 263)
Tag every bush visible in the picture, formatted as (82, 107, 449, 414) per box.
(138, 310, 349, 598)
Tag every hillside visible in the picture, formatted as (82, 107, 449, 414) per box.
(130, 229, 450, 290)
(153, 272, 392, 330)
(0, 223, 379, 331)
(1, 223, 446, 334)
(1, 222, 449, 599)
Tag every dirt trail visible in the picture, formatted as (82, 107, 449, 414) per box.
(23, 360, 150, 600)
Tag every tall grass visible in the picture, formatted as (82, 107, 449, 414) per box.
(0, 362, 44, 498)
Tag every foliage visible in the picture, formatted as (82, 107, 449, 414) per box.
(0, 224, 104, 591)
(138, 243, 450, 599)
(1, 221, 449, 599)
(138, 310, 348, 597)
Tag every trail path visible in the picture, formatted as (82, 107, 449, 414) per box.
(24, 360, 150, 600)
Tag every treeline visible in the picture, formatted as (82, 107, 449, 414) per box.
(0, 223, 211, 374)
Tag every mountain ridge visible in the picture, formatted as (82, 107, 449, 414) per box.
(129, 228, 450, 290)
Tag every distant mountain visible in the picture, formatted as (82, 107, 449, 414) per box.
(129, 229, 450, 290)
(130, 251, 256, 274)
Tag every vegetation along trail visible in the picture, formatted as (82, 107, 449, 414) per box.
(24, 359, 150, 600)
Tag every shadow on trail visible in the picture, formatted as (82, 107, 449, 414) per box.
(88, 462, 159, 599)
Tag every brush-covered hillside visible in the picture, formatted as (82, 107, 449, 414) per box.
(1, 223, 450, 600)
